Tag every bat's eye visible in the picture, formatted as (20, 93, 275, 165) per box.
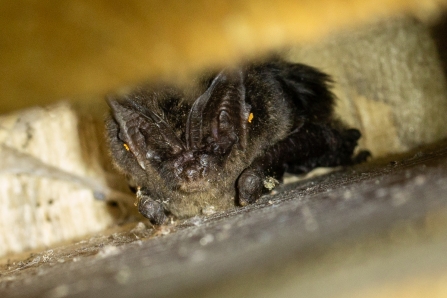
(248, 112, 254, 123)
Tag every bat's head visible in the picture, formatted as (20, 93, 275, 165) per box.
(107, 69, 251, 194)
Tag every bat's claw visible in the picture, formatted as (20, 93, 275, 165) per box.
(138, 196, 168, 225)
(237, 169, 263, 206)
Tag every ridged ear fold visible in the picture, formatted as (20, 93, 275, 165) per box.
(107, 99, 184, 170)
(186, 70, 250, 155)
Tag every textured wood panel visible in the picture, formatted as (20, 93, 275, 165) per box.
(0, 103, 133, 257)
(1, 140, 447, 297)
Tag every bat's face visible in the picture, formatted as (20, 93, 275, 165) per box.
(159, 149, 217, 193)
(107, 69, 251, 196)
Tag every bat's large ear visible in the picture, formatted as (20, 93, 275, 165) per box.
(186, 70, 250, 155)
(107, 98, 184, 170)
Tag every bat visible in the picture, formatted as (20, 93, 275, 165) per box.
(106, 59, 369, 225)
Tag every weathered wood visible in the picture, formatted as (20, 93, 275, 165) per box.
(1, 140, 447, 297)
(288, 17, 447, 157)
(0, 102, 132, 257)
(1, 14, 447, 263)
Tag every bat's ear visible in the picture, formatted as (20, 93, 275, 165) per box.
(107, 98, 184, 170)
(186, 69, 250, 155)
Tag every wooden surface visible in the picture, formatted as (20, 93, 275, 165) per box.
(0, 102, 132, 257)
(287, 17, 447, 157)
(2, 14, 446, 258)
(1, 140, 447, 297)
(1, 2, 447, 296)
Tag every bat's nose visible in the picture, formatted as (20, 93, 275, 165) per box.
(185, 168, 200, 181)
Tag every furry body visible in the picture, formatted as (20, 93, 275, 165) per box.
(106, 60, 368, 224)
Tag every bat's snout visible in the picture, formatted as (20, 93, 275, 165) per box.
(184, 166, 203, 182)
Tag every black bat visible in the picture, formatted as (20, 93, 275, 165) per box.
(106, 59, 369, 225)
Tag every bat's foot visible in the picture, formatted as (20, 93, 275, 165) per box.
(352, 150, 372, 164)
(339, 129, 361, 153)
(237, 169, 264, 206)
(138, 195, 168, 225)
(342, 128, 361, 141)
(337, 129, 370, 165)
(342, 128, 371, 164)
(341, 129, 371, 164)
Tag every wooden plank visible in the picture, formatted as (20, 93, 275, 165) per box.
(0, 102, 132, 257)
(1, 140, 447, 297)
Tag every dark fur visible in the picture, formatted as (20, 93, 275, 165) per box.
(106, 59, 369, 224)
